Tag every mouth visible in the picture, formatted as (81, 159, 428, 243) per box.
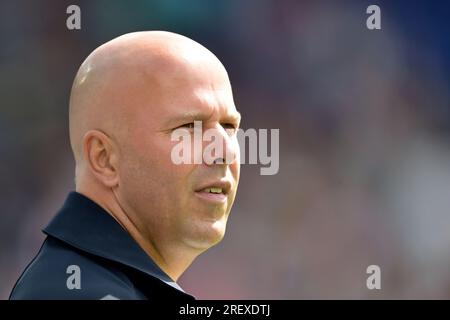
(194, 180, 232, 204)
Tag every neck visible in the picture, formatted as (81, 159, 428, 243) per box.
(77, 187, 199, 281)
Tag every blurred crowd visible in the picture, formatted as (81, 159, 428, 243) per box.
(1, 0, 449, 299)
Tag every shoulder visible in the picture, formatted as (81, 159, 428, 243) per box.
(10, 237, 143, 300)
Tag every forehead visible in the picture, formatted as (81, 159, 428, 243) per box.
(161, 84, 240, 127)
(132, 50, 240, 127)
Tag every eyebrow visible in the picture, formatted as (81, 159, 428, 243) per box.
(166, 110, 241, 127)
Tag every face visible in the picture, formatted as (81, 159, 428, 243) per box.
(116, 57, 241, 252)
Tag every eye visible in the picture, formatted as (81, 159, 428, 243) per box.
(221, 123, 238, 135)
(176, 122, 195, 130)
(222, 123, 236, 129)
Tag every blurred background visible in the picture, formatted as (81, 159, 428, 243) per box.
(1, 0, 450, 299)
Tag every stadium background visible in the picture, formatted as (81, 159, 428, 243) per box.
(1, 0, 450, 299)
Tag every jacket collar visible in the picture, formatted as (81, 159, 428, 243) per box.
(43, 191, 188, 294)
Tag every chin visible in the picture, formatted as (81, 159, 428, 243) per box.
(184, 218, 227, 250)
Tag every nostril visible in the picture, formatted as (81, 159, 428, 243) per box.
(213, 158, 225, 164)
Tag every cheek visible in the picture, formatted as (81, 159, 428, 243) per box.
(129, 132, 178, 174)
(122, 135, 195, 203)
(152, 135, 197, 184)
(119, 147, 159, 204)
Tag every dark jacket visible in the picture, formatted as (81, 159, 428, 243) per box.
(9, 192, 196, 300)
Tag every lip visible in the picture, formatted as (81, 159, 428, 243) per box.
(195, 179, 232, 195)
(194, 190, 228, 203)
(194, 179, 232, 204)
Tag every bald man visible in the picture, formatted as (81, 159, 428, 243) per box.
(10, 31, 241, 300)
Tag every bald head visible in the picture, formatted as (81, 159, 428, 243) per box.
(69, 31, 231, 177)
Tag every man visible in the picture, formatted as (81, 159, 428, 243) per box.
(10, 31, 241, 300)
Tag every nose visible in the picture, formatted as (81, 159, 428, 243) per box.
(203, 124, 239, 166)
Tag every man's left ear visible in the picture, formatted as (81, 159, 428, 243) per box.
(82, 130, 120, 188)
